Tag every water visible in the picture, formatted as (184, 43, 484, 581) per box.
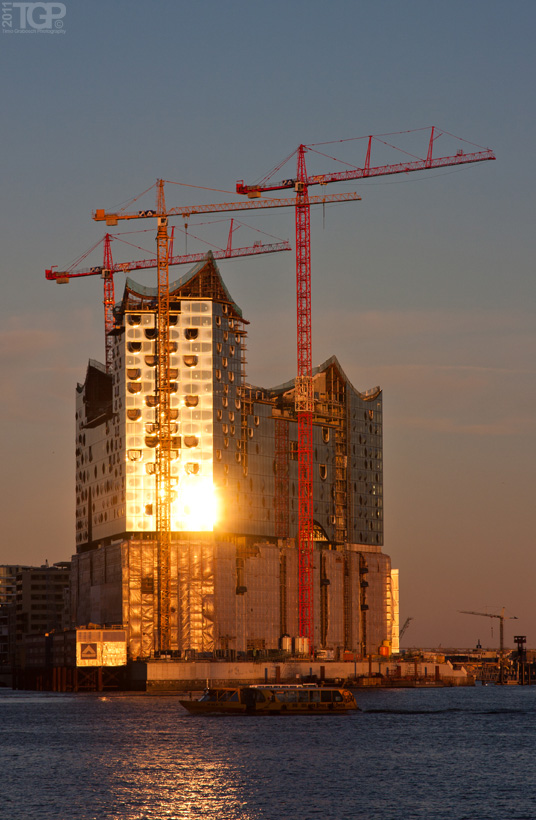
(2, 685, 536, 820)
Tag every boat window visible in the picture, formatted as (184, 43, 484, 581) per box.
(333, 690, 343, 702)
(298, 690, 309, 703)
(320, 690, 333, 703)
(219, 689, 239, 701)
(310, 690, 321, 703)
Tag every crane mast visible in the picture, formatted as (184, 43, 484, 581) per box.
(102, 234, 115, 372)
(295, 145, 314, 642)
(154, 182, 172, 652)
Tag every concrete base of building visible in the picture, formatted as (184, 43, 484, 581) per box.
(128, 658, 475, 691)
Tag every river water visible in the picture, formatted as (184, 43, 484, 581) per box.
(2, 685, 535, 820)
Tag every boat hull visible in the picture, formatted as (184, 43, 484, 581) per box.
(180, 685, 359, 715)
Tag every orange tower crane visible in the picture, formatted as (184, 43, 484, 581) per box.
(235, 126, 496, 648)
(46, 227, 292, 372)
(93, 180, 360, 652)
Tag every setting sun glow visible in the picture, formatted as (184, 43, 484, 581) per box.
(173, 477, 218, 532)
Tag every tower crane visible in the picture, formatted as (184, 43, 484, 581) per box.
(46, 226, 292, 372)
(235, 127, 495, 649)
(399, 617, 414, 641)
(93, 181, 360, 653)
(459, 607, 517, 684)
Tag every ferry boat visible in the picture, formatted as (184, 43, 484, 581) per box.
(179, 684, 359, 715)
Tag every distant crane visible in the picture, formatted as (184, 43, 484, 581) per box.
(399, 617, 414, 641)
(459, 607, 518, 684)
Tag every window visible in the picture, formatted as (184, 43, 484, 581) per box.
(127, 342, 142, 353)
(185, 328, 198, 340)
(183, 355, 198, 367)
(319, 465, 327, 480)
(184, 395, 198, 407)
(184, 435, 199, 448)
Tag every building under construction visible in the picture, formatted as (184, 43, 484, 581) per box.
(71, 253, 398, 660)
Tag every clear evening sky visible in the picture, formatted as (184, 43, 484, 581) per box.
(1, 1, 534, 649)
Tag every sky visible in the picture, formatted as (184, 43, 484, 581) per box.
(1, 0, 534, 650)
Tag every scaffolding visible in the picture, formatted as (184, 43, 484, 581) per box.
(274, 416, 290, 539)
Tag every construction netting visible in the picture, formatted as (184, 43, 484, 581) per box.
(72, 537, 393, 660)
(178, 539, 215, 654)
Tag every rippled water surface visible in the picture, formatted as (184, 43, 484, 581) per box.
(2, 685, 536, 819)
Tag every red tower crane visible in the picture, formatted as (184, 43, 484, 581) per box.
(236, 126, 496, 648)
(46, 225, 292, 371)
